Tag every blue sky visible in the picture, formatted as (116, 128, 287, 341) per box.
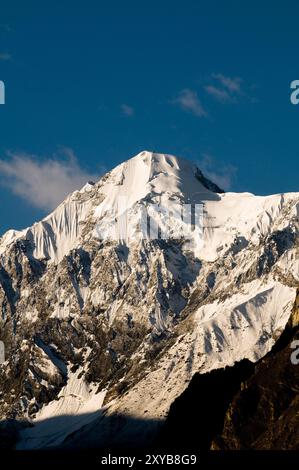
(0, 0, 299, 234)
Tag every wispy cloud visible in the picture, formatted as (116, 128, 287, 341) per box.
(0, 148, 99, 211)
(198, 154, 237, 191)
(204, 85, 232, 103)
(0, 53, 12, 61)
(212, 73, 242, 93)
(204, 73, 245, 104)
(121, 103, 135, 116)
(171, 89, 207, 117)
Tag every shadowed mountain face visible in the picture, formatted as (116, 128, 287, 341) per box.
(0, 413, 162, 451)
(212, 304, 299, 450)
(158, 297, 299, 451)
(0, 151, 298, 450)
(1, 318, 298, 451)
(156, 360, 255, 451)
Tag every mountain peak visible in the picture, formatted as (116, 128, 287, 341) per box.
(0, 151, 298, 451)
(104, 150, 223, 204)
(1, 151, 298, 266)
(0, 151, 222, 262)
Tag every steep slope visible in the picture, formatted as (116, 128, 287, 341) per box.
(155, 294, 299, 451)
(0, 151, 298, 449)
(211, 291, 299, 450)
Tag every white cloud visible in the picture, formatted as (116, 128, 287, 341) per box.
(0, 148, 99, 211)
(204, 74, 247, 104)
(204, 85, 232, 103)
(121, 103, 135, 116)
(198, 154, 237, 191)
(172, 89, 207, 117)
(212, 73, 242, 93)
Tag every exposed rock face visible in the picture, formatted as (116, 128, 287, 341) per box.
(0, 151, 298, 449)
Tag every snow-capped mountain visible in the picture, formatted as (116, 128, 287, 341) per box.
(0, 151, 298, 449)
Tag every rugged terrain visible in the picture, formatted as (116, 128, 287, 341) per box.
(0, 151, 298, 449)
